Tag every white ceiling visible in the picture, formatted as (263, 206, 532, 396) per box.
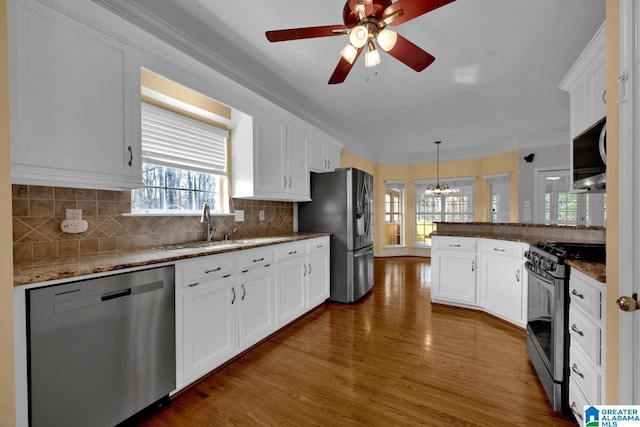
(97, 0, 605, 164)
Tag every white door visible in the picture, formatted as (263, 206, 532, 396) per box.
(275, 258, 306, 326)
(237, 268, 275, 350)
(618, 0, 640, 404)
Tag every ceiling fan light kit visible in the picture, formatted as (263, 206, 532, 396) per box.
(265, 0, 456, 84)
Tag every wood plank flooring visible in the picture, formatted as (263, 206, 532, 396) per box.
(139, 257, 575, 426)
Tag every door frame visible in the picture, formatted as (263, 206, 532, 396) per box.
(618, 0, 638, 404)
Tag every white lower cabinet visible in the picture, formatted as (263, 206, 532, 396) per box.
(568, 267, 606, 410)
(237, 267, 275, 350)
(479, 240, 528, 328)
(431, 236, 527, 328)
(431, 237, 477, 306)
(176, 237, 329, 390)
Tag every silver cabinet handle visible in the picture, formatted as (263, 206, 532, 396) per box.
(571, 289, 585, 299)
(516, 269, 520, 282)
(316, 244, 324, 248)
(471, 260, 475, 272)
(327, 159, 330, 169)
(127, 146, 133, 167)
(283, 177, 287, 188)
(494, 248, 506, 252)
(253, 257, 265, 263)
(571, 363, 585, 379)
(449, 244, 461, 247)
(205, 267, 222, 274)
(324, 159, 327, 169)
(288, 177, 292, 188)
(289, 250, 297, 255)
(188, 282, 199, 287)
(303, 264, 307, 277)
(241, 284, 246, 300)
(571, 324, 584, 336)
(231, 287, 236, 304)
(308, 263, 312, 275)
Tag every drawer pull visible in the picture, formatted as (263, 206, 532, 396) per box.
(494, 248, 506, 252)
(253, 257, 265, 263)
(571, 289, 585, 299)
(571, 402, 583, 421)
(241, 269, 249, 273)
(188, 282, 200, 287)
(449, 244, 461, 247)
(205, 267, 222, 274)
(289, 250, 297, 255)
(571, 363, 585, 379)
(222, 274, 231, 278)
(317, 244, 324, 248)
(571, 324, 584, 336)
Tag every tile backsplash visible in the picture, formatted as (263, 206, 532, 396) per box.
(12, 185, 294, 262)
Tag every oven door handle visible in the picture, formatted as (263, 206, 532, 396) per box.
(525, 263, 556, 291)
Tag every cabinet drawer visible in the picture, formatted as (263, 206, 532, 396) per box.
(276, 242, 306, 261)
(307, 237, 329, 254)
(238, 248, 274, 272)
(181, 255, 235, 286)
(569, 345, 602, 404)
(569, 377, 590, 423)
(569, 269, 602, 320)
(480, 239, 525, 259)
(432, 237, 476, 252)
(569, 307, 601, 365)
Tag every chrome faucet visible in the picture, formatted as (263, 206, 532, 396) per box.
(200, 202, 215, 241)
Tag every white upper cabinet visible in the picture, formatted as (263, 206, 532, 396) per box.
(233, 108, 310, 201)
(559, 22, 606, 138)
(309, 133, 341, 173)
(8, 0, 142, 190)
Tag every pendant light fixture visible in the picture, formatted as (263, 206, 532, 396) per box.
(425, 141, 458, 195)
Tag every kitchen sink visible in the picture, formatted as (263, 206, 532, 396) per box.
(157, 239, 255, 251)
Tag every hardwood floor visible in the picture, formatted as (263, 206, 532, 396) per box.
(140, 257, 575, 426)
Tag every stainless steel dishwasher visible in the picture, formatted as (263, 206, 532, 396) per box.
(27, 265, 175, 427)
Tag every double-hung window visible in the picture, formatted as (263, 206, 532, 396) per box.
(132, 102, 229, 214)
(384, 181, 405, 246)
(485, 173, 511, 222)
(414, 178, 475, 246)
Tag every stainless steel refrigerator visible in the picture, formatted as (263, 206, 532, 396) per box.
(298, 167, 374, 303)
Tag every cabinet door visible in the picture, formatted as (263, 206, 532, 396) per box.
(275, 258, 307, 326)
(481, 255, 525, 326)
(237, 268, 275, 350)
(588, 59, 607, 126)
(181, 276, 237, 385)
(9, 0, 141, 190)
(308, 135, 327, 172)
(307, 250, 330, 308)
(432, 252, 477, 304)
(255, 112, 286, 194)
(325, 143, 341, 171)
(286, 124, 309, 198)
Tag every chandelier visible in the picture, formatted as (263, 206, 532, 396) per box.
(425, 141, 458, 195)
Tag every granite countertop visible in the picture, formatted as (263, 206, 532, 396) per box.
(566, 259, 606, 284)
(431, 231, 543, 246)
(14, 232, 330, 287)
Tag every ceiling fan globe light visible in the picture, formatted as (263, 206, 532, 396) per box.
(350, 25, 369, 48)
(340, 44, 358, 64)
(365, 45, 381, 67)
(377, 29, 397, 52)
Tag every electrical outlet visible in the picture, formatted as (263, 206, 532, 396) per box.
(65, 209, 82, 220)
(259, 210, 265, 221)
(234, 210, 244, 222)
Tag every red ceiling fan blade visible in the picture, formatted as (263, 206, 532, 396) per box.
(383, 0, 455, 26)
(364, 0, 375, 16)
(328, 48, 363, 84)
(266, 25, 348, 42)
(383, 34, 435, 72)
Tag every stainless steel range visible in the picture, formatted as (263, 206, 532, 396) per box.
(525, 242, 605, 414)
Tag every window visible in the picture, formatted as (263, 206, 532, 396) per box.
(132, 102, 229, 213)
(534, 169, 606, 225)
(384, 181, 404, 246)
(485, 173, 511, 222)
(414, 178, 475, 246)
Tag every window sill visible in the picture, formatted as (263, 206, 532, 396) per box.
(412, 246, 432, 250)
(124, 211, 234, 217)
(383, 245, 406, 249)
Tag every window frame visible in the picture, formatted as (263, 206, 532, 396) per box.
(384, 180, 405, 247)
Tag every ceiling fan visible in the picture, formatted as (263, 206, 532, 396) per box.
(265, 0, 456, 84)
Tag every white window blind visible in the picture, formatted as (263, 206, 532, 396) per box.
(141, 102, 228, 175)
